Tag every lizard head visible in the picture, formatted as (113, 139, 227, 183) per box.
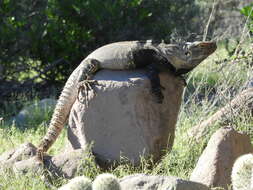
(161, 41, 217, 75)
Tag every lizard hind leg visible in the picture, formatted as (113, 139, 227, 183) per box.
(77, 80, 99, 103)
(77, 58, 100, 104)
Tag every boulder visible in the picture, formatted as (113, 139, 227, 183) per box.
(190, 127, 253, 189)
(68, 69, 184, 165)
(119, 174, 210, 190)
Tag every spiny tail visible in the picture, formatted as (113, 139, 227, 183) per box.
(37, 72, 78, 154)
(36, 59, 100, 161)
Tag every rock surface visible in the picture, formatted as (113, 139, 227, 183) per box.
(68, 69, 184, 165)
(13, 148, 89, 178)
(49, 149, 89, 178)
(119, 174, 210, 190)
(190, 127, 253, 189)
(0, 142, 36, 172)
(0, 142, 90, 178)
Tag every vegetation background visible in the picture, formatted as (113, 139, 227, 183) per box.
(0, 0, 252, 189)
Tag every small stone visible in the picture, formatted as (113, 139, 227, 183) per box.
(0, 142, 37, 172)
(119, 174, 210, 190)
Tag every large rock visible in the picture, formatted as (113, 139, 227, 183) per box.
(68, 69, 184, 165)
(119, 174, 210, 190)
(49, 149, 90, 178)
(190, 127, 253, 189)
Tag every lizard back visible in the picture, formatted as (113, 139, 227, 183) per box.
(86, 41, 160, 70)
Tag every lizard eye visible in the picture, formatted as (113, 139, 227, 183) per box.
(185, 51, 191, 57)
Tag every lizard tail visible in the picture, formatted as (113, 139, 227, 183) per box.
(37, 73, 78, 155)
(36, 59, 100, 162)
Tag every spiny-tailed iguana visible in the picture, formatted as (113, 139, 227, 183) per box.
(36, 40, 216, 162)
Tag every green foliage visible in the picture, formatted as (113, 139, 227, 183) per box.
(240, 3, 253, 33)
(0, 171, 49, 190)
(0, 0, 200, 86)
(0, 0, 48, 80)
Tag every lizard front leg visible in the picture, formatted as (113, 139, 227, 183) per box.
(146, 64, 165, 104)
(174, 68, 192, 86)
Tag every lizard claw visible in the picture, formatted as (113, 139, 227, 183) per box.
(160, 85, 166, 90)
(35, 148, 45, 166)
(178, 76, 187, 86)
(77, 80, 99, 102)
(183, 79, 187, 86)
(151, 87, 164, 104)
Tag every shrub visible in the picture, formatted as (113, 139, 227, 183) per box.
(0, 0, 200, 86)
(240, 3, 253, 33)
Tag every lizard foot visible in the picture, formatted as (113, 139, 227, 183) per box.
(35, 148, 45, 166)
(151, 86, 164, 104)
(178, 75, 187, 86)
(77, 80, 99, 102)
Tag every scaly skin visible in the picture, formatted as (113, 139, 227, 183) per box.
(36, 40, 216, 163)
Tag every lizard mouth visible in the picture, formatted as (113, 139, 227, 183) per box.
(197, 41, 217, 55)
(187, 41, 217, 67)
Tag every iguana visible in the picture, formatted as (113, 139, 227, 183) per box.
(36, 40, 216, 162)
